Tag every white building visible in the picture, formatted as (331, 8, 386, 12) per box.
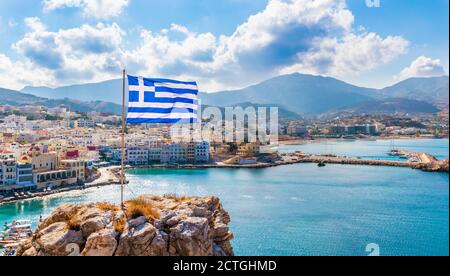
(127, 148, 149, 166)
(127, 137, 147, 148)
(84, 150, 100, 162)
(0, 155, 17, 191)
(195, 141, 210, 163)
(4, 115, 27, 126)
(161, 143, 187, 164)
(148, 141, 163, 163)
(69, 132, 101, 146)
(23, 121, 41, 131)
(76, 119, 95, 129)
(159, 141, 210, 164)
(16, 162, 34, 189)
(47, 106, 68, 115)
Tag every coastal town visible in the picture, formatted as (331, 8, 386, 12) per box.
(0, 103, 448, 205)
(0, 0, 449, 260)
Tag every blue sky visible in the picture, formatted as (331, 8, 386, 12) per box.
(0, 0, 448, 91)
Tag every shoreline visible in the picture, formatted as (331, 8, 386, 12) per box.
(0, 167, 122, 206)
(2, 158, 447, 206)
(1, 156, 447, 206)
(0, 180, 122, 206)
(1, 140, 448, 206)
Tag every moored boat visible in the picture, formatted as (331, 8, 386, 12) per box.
(1, 219, 33, 248)
(4, 220, 32, 230)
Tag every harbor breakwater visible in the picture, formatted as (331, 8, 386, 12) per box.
(296, 153, 449, 173)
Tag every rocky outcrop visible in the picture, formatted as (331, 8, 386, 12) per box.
(412, 159, 449, 173)
(82, 228, 118, 256)
(14, 195, 234, 256)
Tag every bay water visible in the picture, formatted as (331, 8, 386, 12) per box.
(1, 139, 448, 256)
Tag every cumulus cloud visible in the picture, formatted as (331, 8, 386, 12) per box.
(14, 18, 63, 69)
(125, 0, 408, 90)
(126, 27, 217, 74)
(398, 56, 447, 80)
(43, 0, 82, 11)
(43, 0, 130, 19)
(0, 53, 54, 90)
(4, 0, 409, 91)
(24, 17, 46, 32)
(281, 32, 409, 77)
(13, 17, 125, 83)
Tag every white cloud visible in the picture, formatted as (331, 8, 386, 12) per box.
(215, 0, 354, 66)
(12, 18, 125, 84)
(125, 0, 408, 90)
(0, 53, 54, 90)
(281, 32, 409, 77)
(43, 0, 130, 19)
(43, 0, 82, 11)
(398, 56, 447, 81)
(24, 17, 47, 32)
(2, 0, 409, 91)
(169, 24, 190, 35)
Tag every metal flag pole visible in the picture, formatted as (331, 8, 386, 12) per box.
(121, 69, 126, 209)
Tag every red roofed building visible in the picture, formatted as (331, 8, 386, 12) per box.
(66, 150, 80, 159)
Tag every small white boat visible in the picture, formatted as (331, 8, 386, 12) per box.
(2, 220, 33, 241)
(5, 220, 31, 229)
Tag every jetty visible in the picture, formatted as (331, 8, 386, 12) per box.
(282, 151, 449, 173)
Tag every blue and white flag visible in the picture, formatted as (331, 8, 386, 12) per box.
(127, 75, 198, 124)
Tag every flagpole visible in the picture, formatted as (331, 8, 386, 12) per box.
(121, 69, 126, 209)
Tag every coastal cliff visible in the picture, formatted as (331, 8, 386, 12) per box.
(14, 195, 234, 256)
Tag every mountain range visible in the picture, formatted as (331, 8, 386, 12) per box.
(0, 87, 122, 114)
(377, 76, 449, 107)
(7, 73, 450, 116)
(325, 98, 440, 117)
(200, 74, 448, 114)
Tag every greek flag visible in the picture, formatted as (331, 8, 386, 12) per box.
(127, 75, 198, 124)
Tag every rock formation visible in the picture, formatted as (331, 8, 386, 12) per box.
(412, 159, 449, 173)
(14, 195, 234, 256)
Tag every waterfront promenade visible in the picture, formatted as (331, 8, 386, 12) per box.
(0, 167, 121, 205)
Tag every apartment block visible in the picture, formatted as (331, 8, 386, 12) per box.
(127, 148, 149, 166)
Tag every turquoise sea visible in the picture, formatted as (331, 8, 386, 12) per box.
(1, 139, 448, 256)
